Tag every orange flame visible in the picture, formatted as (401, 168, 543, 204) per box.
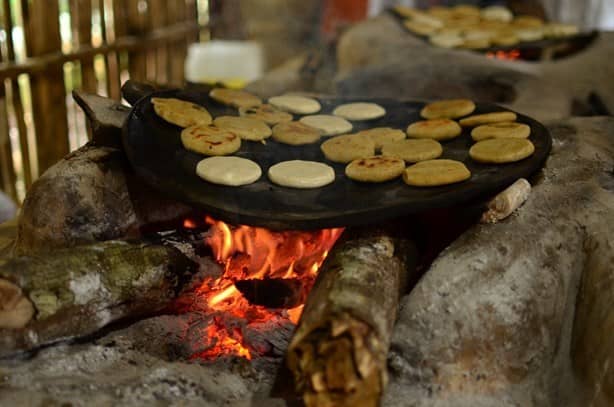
(191, 216, 343, 360)
(486, 49, 521, 61)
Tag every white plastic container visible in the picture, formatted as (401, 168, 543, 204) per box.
(185, 41, 264, 87)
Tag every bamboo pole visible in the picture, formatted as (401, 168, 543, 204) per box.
(0, 6, 16, 200)
(0, 22, 201, 82)
(22, 0, 70, 174)
(69, 0, 97, 93)
(0, 84, 17, 201)
(102, 0, 121, 100)
(149, 0, 168, 84)
(126, 0, 149, 82)
(168, 0, 188, 85)
(2, 0, 31, 189)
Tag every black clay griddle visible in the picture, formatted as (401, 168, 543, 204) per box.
(123, 88, 551, 230)
(389, 8, 597, 55)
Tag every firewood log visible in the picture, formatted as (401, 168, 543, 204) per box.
(287, 228, 417, 407)
(0, 240, 195, 357)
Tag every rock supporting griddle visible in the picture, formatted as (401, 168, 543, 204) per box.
(14, 144, 193, 256)
(384, 117, 614, 406)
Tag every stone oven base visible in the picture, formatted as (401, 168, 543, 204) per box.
(0, 117, 613, 406)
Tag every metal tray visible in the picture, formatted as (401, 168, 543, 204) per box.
(123, 88, 551, 230)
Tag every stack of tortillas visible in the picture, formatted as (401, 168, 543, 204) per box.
(395, 4, 579, 50)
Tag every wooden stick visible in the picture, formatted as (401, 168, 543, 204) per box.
(0, 21, 203, 82)
(481, 178, 531, 224)
(0, 278, 34, 329)
(22, 0, 70, 174)
(69, 0, 98, 94)
(287, 228, 417, 407)
(2, 0, 32, 189)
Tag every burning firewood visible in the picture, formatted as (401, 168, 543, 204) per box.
(0, 241, 195, 357)
(287, 228, 417, 407)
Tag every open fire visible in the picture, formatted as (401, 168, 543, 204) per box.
(181, 216, 343, 360)
(486, 49, 522, 61)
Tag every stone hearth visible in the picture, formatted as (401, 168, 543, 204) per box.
(1, 12, 613, 405)
(0, 114, 612, 406)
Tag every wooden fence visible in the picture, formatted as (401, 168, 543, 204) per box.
(0, 0, 206, 203)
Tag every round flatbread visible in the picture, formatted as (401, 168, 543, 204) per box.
(543, 23, 579, 39)
(514, 27, 544, 42)
(421, 99, 476, 119)
(345, 156, 405, 183)
(469, 138, 535, 164)
(320, 133, 375, 164)
(272, 121, 321, 146)
(492, 32, 519, 47)
(213, 116, 272, 141)
(452, 5, 481, 18)
(151, 98, 212, 128)
(461, 38, 492, 49)
(460, 111, 518, 127)
(268, 160, 335, 189)
(238, 104, 293, 125)
(481, 6, 513, 23)
(464, 29, 494, 41)
(429, 33, 464, 48)
(209, 88, 262, 108)
(196, 156, 261, 186)
(381, 139, 443, 163)
(411, 12, 444, 29)
(428, 6, 452, 20)
(354, 127, 406, 150)
(393, 5, 420, 19)
(513, 15, 544, 29)
(404, 19, 438, 36)
(268, 95, 321, 114)
(403, 159, 471, 187)
(471, 122, 531, 142)
(181, 124, 241, 156)
(407, 119, 462, 141)
(299, 115, 353, 136)
(332, 103, 386, 121)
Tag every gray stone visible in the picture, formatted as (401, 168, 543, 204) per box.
(384, 117, 614, 406)
(14, 144, 193, 256)
(0, 310, 291, 406)
(15, 145, 139, 255)
(1, 118, 611, 405)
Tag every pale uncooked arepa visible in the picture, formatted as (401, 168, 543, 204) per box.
(196, 156, 262, 186)
(268, 95, 321, 114)
(268, 160, 335, 189)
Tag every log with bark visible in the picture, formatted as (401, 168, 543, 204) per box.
(287, 228, 418, 407)
(0, 240, 197, 357)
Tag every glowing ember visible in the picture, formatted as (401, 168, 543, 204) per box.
(189, 216, 343, 360)
(183, 219, 197, 229)
(486, 49, 521, 61)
